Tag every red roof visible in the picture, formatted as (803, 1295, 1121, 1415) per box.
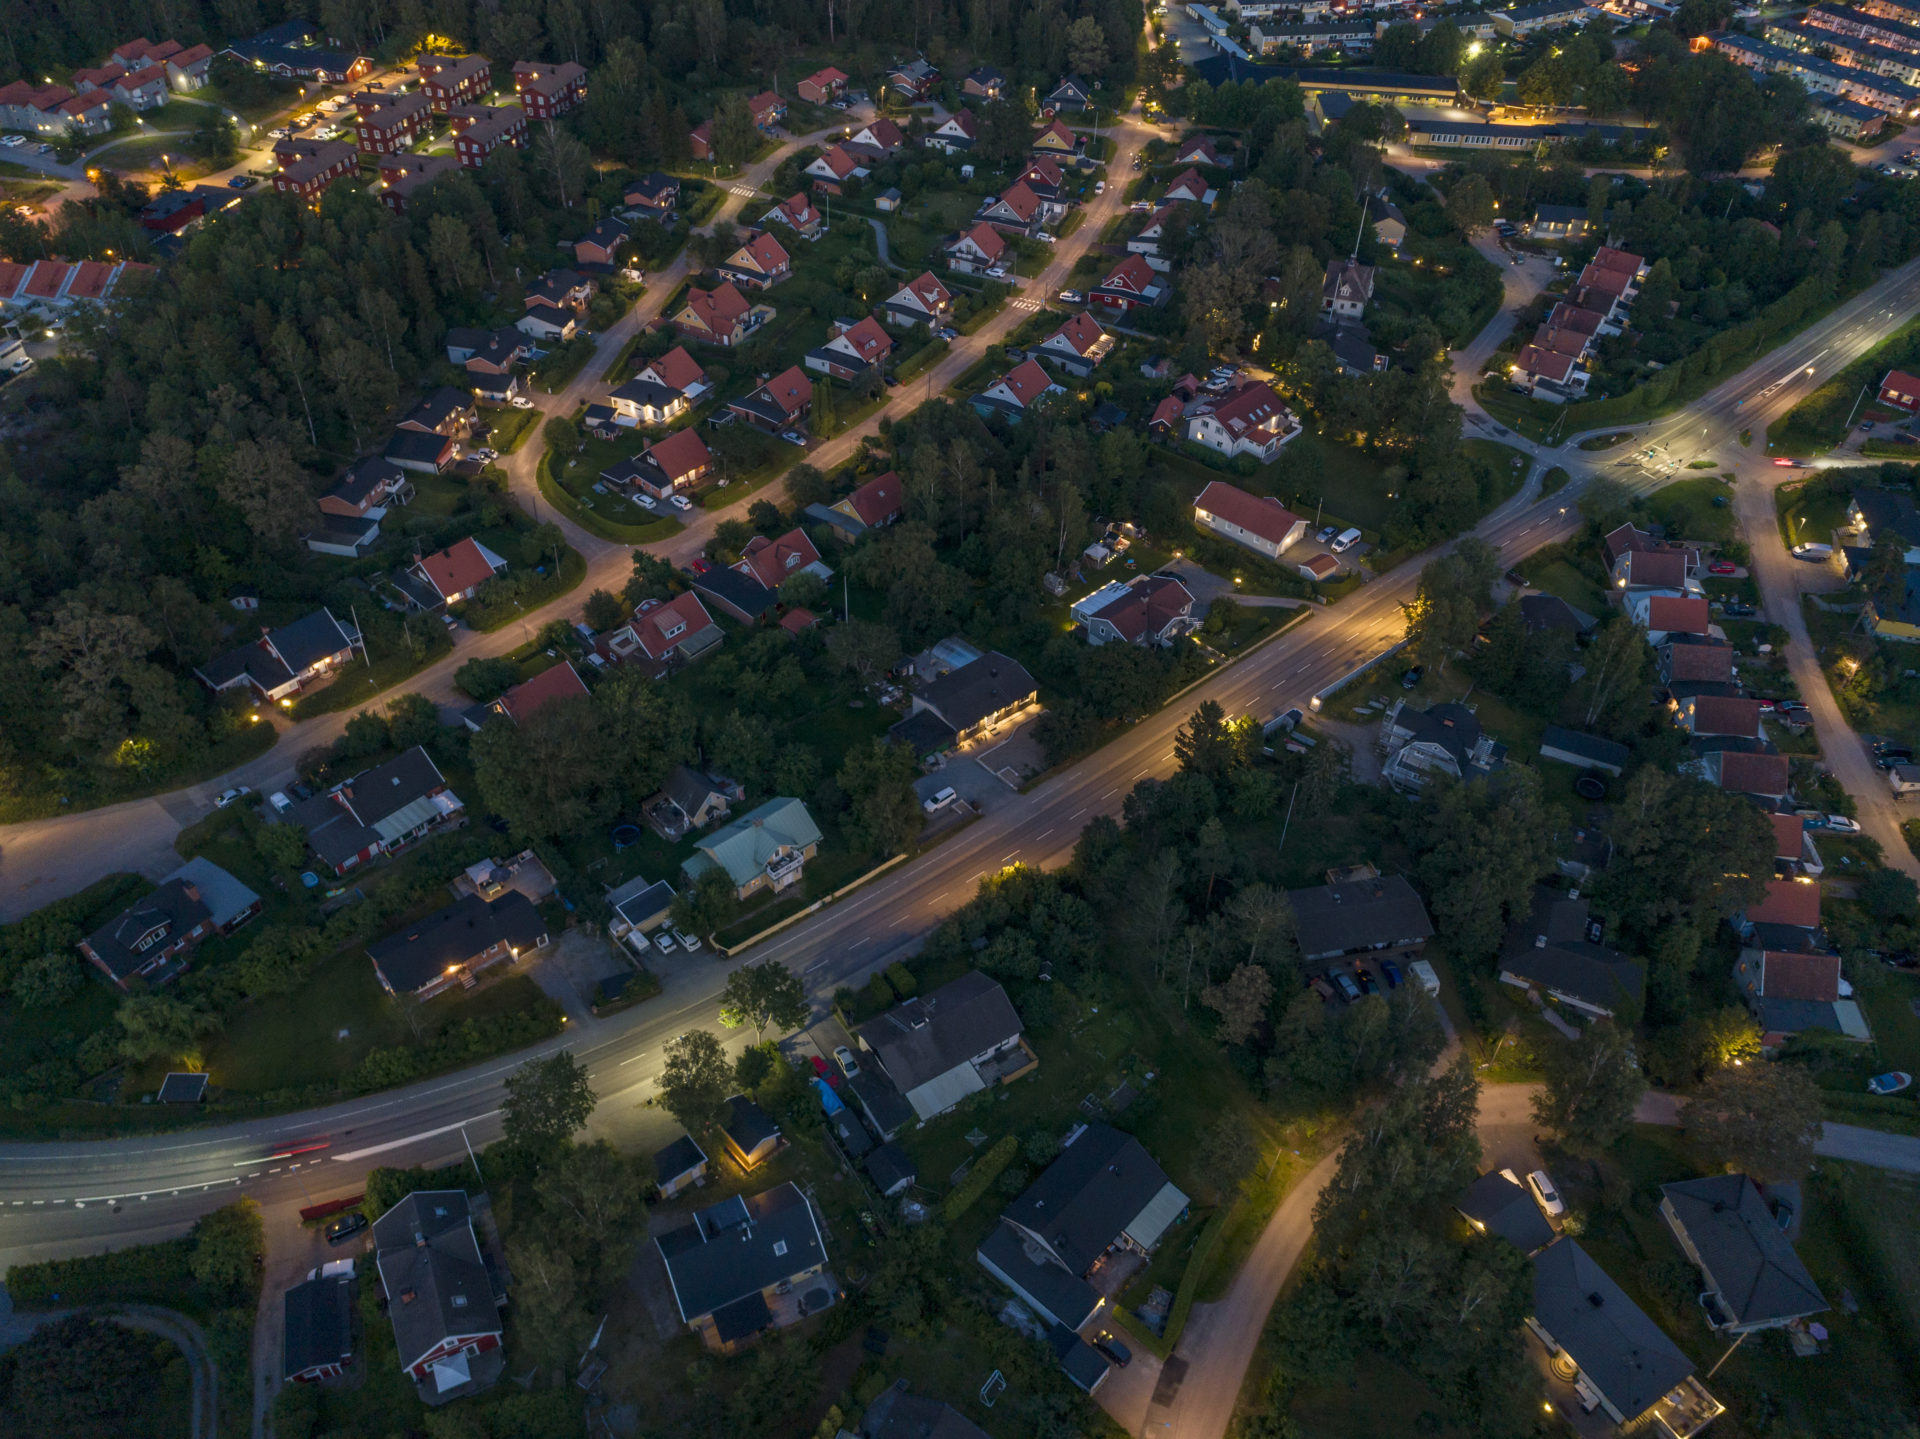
(1088, 576, 1193, 642)
(856, 116, 905, 150)
(757, 364, 814, 416)
(1549, 302, 1608, 334)
(1688, 695, 1761, 737)
(899, 271, 950, 310)
(1747, 877, 1821, 929)
(1178, 137, 1222, 164)
(833, 316, 893, 362)
(1164, 167, 1208, 201)
(991, 180, 1040, 221)
(682, 282, 751, 333)
(1592, 245, 1643, 274)
(1517, 345, 1576, 383)
(843, 471, 902, 527)
(1646, 596, 1709, 634)
(633, 592, 715, 659)
(63, 260, 115, 300)
(119, 62, 169, 89)
(1033, 119, 1076, 148)
(1882, 369, 1920, 396)
(1717, 751, 1789, 797)
(1770, 812, 1807, 861)
(1760, 950, 1840, 1002)
(772, 193, 819, 228)
(0, 261, 26, 299)
(1204, 381, 1291, 439)
(737, 528, 822, 589)
(500, 660, 589, 721)
(1021, 156, 1064, 189)
(779, 607, 819, 634)
(644, 425, 712, 482)
(172, 43, 214, 66)
(953, 222, 1006, 260)
(813, 144, 860, 179)
(641, 346, 706, 392)
(1101, 253, 1156, 294)
(1622, 549, 1688, 588)
(1577, 264, 1634, 296)
(1149, 394, 1185, 430)
(419, 537, 500, 598)
(803, 65, 849, 88)
(22, 262, 70, 299)
(1049, 311, 1106, 357)
(1535, 325, 1588, 359)
(1193, 481, 1303, 548)
(1668, 642, 1733, 683)
(748, 90, 783, 118)
(991, 359, 1058, 408)
(1300, 553, 1341, 580)
(737, 229, 790, 275)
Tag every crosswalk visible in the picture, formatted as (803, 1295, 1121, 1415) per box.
(729, 184, 758, 199)
(1009, 297, 1042, 311)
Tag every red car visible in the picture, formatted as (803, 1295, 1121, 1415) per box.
(1709, 560, 1737, 575)
(690, 557, 713, 575)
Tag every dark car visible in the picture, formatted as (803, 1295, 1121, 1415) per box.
(1401, 665, 1425, 689)
(325, 1212, 368, 1246)
(1879, 752, 1915, 768)
(1381, 959, 1402, 989)
(1505, 569, 1528, 587)
(883, 373, 899, 387)
(1094, 1334, 1132, 1367)
(1720, 600, 1755, 617)
(1356, 966, 1377, 995)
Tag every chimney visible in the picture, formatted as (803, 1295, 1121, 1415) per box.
(414, 1230, 427, 1248)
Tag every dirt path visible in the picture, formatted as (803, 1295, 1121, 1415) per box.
(112, 1304, 219, 1439)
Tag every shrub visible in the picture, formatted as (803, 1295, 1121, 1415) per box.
(884, 962, 917, 998)
(941, 1134, 1019, 1221)
(863, 971, 896, 1013)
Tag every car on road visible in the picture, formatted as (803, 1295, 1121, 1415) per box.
(227, 174, 258, 189)
(325, 1213, 368, 1245)
(1131, 155, 1144, 169)
(1826, 814, 1863, 833)
(1095, 180, 1106, 193)
(779, 429, 808, 447)
(214, 786, 253, 809)
(1772, 457, 1806, 467)
(1333, 970, 1362, 1002)
(1868, 1071, 1913, 1095)
(1093, 1334, 1131, 1368)
(1708, 559, 1737, 575)
(669, 494, 693, 511)
(653, 930, 678, 953)
(509, 395, 534, 409)
(471, 447, 497, 461)
(1402, 665, 1425, 689)
(1527, 1169, 1566, 1217)
(834, 1045, 862, 1078)
(1058, 289, 1084, 303)
(1131, 200, 1153, 212)
(673, 930, 702, 952)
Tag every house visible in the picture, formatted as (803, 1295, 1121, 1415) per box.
(1072, 575, 1197, 647)
(979, 180, 1045, 235)
(1045, 75, 1094, 111)
(1529, 1238, 1723, 1436)
(512, 60, 587, 119)
(1185, 383, 1302, 462)
(1701, 745, 1791, 802)
(945, 222, 1008, 275)
(855, 972, 1035, 1121)
(626, 171, 681, 213)
(865, 1143, 917, 1198)
(272, 139, 358, 202)
(1631, 594, 1711, 641)
(1736, 878, 1824, 951)
(351, 89, 429, 154)
(322, 456, 412, 520)
(220, 20, 372, 83)
(1175, 136, 1229, 168)
(1000, 1122, 1189, 1276)
(683, 797, 822, 899)
(1371, 194, 1407, 252)
(385, 425, 461, 473)
(367, 890, 549, 999)
(882, 271, 952, 329)
(406, 537, 508, 607)
(1192, 480, 1306, 558)
(748, 90, 786, 129)
(805, 143, 867, 194)
(636, 345, 712, 402)
(896, 651, 1038, 748)
(673, 282, 765, 347)
(514, 300, 580, 344)
(1495, 0, 1591, 34)
(847, 117, 907, 158)
(78, 859, 260, 988)
(963, 65, 1007, 99)
(137, 189, 209, 234)
(926, 109, 977, 154)
(729, 367, 814, 432)
(689, 121, 714, 161)
(1030, 119, 1083, 158)
(1613, 546, 1699, 595)
(418, 53, 491, 111)
(1090, 253, 1170, 313)
(1035, 312, 1112, 377)
(462, 660, 589, 731)
(973, 359, 1065, 420)
(1288, 871, 1434, 964)
(399, 387, 476, 438)
(656, 1183, 830, 1351)
(371, 1191, 504, 1403)
(1381, 700, 1506, 791)
(609, 592, 724, 673)
(719, 1095, 786, 1170)
(1531, 203, 1592, 240)
(1732, 947, 1869, 1047)
(716, 229, 792, 291)
(655, 1134, 709, 1198)
(1298, 552, 1342, 583)
(1772, 812, 1824, 879)
(1676, 694, 1764, 740)
(1457, 1170, 1556, 1255)
(888, 58, 938, 100)
(605, 874, 676, 947)
(816, 470, 904, 539)
(1538, 726, 1629, 777)
(737, 528, 829, 589)
(1865, 571, 1920, 642)
(608, 426, 714, 497)
(1522, 593, 1598, 639)
(196, 609, 361, 702)
(763, 192, 824, 240)
(446, 327, 530, 384)
(655, 765, 734, 832)
(1845, 488, 1920, 565)
(1660, 1175, 1828, 1333)
(575, 216, 629, 267)
(609, 376, 692, 427)
(1878, 369, 1920, 413)
(1513, 344, 1587, 402)
(976, 1219, 1104, 1335)
(1322, 257, 1375, 319)
(1162, 168, 1213, 205)
(797, 66, 849, 104)
(863, 1383, 992, 1439)
(692, 566, 784, 624)
(1499, 887, 1644, 1019)
(283, 1274, 354, 1383)
(806, 316, 894, 380)
(1316, 321, 1388, 377)
(1018, 156, 1069, 202)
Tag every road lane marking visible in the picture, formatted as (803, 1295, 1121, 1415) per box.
(617, 1051, 648, 1066)
(329, 1114, 500, 1163)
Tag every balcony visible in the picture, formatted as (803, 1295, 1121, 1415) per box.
(764, 851, 806, 889)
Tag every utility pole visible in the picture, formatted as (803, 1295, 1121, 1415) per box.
(460, 1122, 485, 1186)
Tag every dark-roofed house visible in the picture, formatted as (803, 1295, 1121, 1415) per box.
(372, 1190, 504, 1403)
(1660, 1174, 1827, 1333)
(1530, 1238, 1723, 1436)
(903, 651, 1037, 745)
(1498, 887, 1644, 1020)
(655, 1133, 710, 1198)
(1539, 725, 1629, 777)
(862, 1381, 992, 1439)
(195, 608, 361, 702)
(1288, 872, 1433, 964)
(79, 876, 214, 988)
(866, 1143, 917, 1198)
(1003, 1122, 1188, 1274)
(605, 874, 676, 948)
(976, 1222, 1102, 1332)
(1457, 1169, 1556, 1255)
(1381, 701, 1507, 790)
(386, 428, 459, 474)
(1071, 575, 1196, 647)
(366, 890, 549, 999)
(691, 564, 783, 625)
(283, 1273, 354, 1382)
(321, 455, 412, 521)
(855, 972, 1035, 1121)
(656, 1183, 831, 1350)
(720, 1094, 785, 1170)
(285, 747, 464, 875)
(1520, 593, 1597, 638)
(399, 386, 475, 437)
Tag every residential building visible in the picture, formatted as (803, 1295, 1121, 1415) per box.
(979, 180, 1046, 235)
(895, 651, 1038, 750)
(652, 765, 734, 833)
(1034, 311, 1113, 377)
(689, 121, 714, 161)
(1457, 1170, 1556, 1255)
(828, 470, 904, 534)
(1091, 252, 1170, 313)
(196, 609, 361, 702)
(1615, 546, 1700, 593)
(1538, 726, 1630, 777)
(1813, 90, 1889, 138)
(1702, 748, 1791, 801)
(847, 117, 906, 157)
(352, 89, 428, 154)
(1676, 694, 1764, 740)
(1192, 480, 1306, 557)
(575, 216, 628, 267)
(418, 53, 491, 111)
(1732, 946, 1869, 1047)
(221, 20, 372, 83)
(748, 90, 786, 128)
(805, 316, 894, 380)
(1630, 593, 1711, 641)
(1251, 19, 1378, 54)
(1531, 203, 1592, 240)
(888, 58, 938, 99)
(272, 139, 358, 202)
(1072, 575, 1197, 646)
(999, 1122, 1189, 1277)
(1030, 118, 1083, 159)
(683, 797, 822, 899)
(736, 527, 829, 589)
(1381, 700, 1507, 790)
(805, 143, 868, 194)
(1736, 877, 1824, 951)
(609, 375, 691, 427)
(1513, 343, 1588, 402)
(976, 1218, 1103, 1336)
(78, 859, 260, 989)
(368, 890, 549, 998)
(378, 153, 461, 215)
(797, 66, 849, 103)
(692, 566, 784, 624)
(926, 109, 978, 153)
(972, 359, 1065, 420)
(716, 229, 792, 291)
(855, 972, 1035, 1121)
(673, 282, 767, 346)
(283, 746, 465, 875)
(1772, 812, 1825, 879)
(1185, 382, 1302, 462)
(1174, 136, 1229, 167)
(863, 1383, 992, 1439)
(602, 592, 724, 673)
(462, 660, 588, 731)
(283, 1273, 354, 1382)
(371, 1191, 504, 1403)
(384, 426, 460, 472)
(1162, 168, 1213, 205)
(881, 271, 953, 329)
(626, 171, 680, 213)
(945, 221, 1008, 274)
(1604, 522, 1700, 581)
(604, 426, 714, 498)
(763, 192, 824, 240)
(1498, 887, 1644, 1019)
(635, 345, 711, 400)
(321, 456, 412, 521)
(512, 60, 587, 118)
(1846, 487, 1920, 563)
(1660, 1175, 1828, 1333)
(1494, 0, 1592, 34)
(963, 65, 1007, 99)
(1321, 257, 1375, 319)
(1718, 28, 1920, 113)
(1045, 75, 1094, 110)
(1018, 156, 1069, 201)
(399, 386, 476, 438)
(403, 537, 507, 609)
(729, 367, 814, 432)
(0, 80, 113, 136)
(1371, 194, 1407, 252)
(656, 1183, 830, 1351)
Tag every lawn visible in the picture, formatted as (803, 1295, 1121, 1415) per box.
(1644, 474, 1736, 545)
(1777, 478, 1854, 550)
(538, 449, 681, 542)
(1530, 556, 1611, 616)
(1287, 1358, 1469, 1438)
(202, 942, 412, 1091)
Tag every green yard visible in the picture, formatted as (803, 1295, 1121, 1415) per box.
(1778, 477, 1855, 550)
(1529, 556, 1611, 616)
(1644, 474, 1736, 545)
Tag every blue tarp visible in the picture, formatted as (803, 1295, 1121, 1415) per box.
(814, 1076, 845, 1114)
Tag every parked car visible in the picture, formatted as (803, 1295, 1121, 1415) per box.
(1058, 289, 1084, 304)
(922, 785, 957, 813)
(228, 174, 258, 189)
(1308, 975, 1337, 1002)
(883, 373, 899, 387)
(1792, 542, 1834, 561)
(834, 1045, 862, 1078)
(509, 395, 534, 409)
(1527, 1169, 1566, 1217)
(1401, 665, 1425, 689)
(325, 1213, 368, 1245)
(1093, 1334, 1131, 1368)
(1381, 959, 1402, 989)
(268, 791, 293, 814)
(1826, 814, 1863, 834)
(1708, 559, 1737, 575)
(1355, 966, 1377, 995)
(1329, 526, 1363, 553)
(1333, 971, 1362, 1002)
(1094, 180, 1106, 193)
(1868, 1071, 1913, 1095)
(1505, 569, 1529, 587)
(673, 930, 702, 952)
(653, 930, 678, 953)
(779, 429, 808, 447)
(1316, 525, 1338, 544)
(214, 786, 253, 809)
(1862, 420, 1878, 432)
(1720, 599, 1756, 616)
(1035, 232, 1056, 244)
(669, 494, 693, 511)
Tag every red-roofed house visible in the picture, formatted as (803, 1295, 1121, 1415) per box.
(1129, 205, 1177, 271)
(780, 608, 819, 635)
(1732, 946, 1864, 1048)
(1186, 382, 1302, 463)
(673, 282, 763, 347)
(466, 660, 590, 730)
(1631, 593, 1711, 639)
(1148, 394, 1186, 436)
(738, 528, 826, 589)
(512, 60, 586, 119)
(621, 427, 714, 497)
(1073, 575, 1197, 647)
(716, 229, 792, 291)
(419, 53, 492, 111)
(635, 346, 711, 399)
(1035, 311, 1113, 377)
(1299, 552, 1343, 583)
(1163, 168, 1212, 205)
(748, 91, 786, 129)
(946, 222, 1007, 275)
(352, 89, 429, 154)
(109, 63, 171, 110)
(973, 359, 1065, 420)
(1031, 119, 1082, 157)
(805, 143, 867, 194)
(805, 316, 894, 380)
(1617, 548, 1696, 593)
(980, 180, 1044, 234)
(1193, 481, 1307, 558)
(1680, 690, 1764, 735)
(689, 120, 714, 161)
(1663, 640, 1735, 685)
(1770, 812, 1823, 876)
(763, 192, 824, 240)
(273, 138, 358, 201)
(881, 271, 952, 330)
(1175, 136, 1228, 168)
(409, 537, 508, 606)
(1880, 370, 1920, 414)
(1701, 749, 1790, 801)
(797, 66, 848, 103)
(1091, 253, 1169, 313)
(727, 366, 814, 432)
(847, 117, 906, 156)
(1741, 877, 1822, 935)
(927, 109, 978, 154)
(606, 592, 725, 672)
(831, 472, 903, 532)
(166, 44, 216, 90)
(1514, 343, 1587, 401)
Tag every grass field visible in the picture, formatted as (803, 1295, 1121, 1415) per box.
(1644, 473, 1736, 545)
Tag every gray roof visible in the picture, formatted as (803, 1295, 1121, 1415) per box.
(1499, 887, 1644, 1012)
(863, 1383, 991, 1439)
(1533, 203, 1589, 223)
(1540, 726, 1629, 771)
(329, 454, 405, 506)
(611, 376, 685, 410)
(609, 876, 676, 930)
(1288, 874, 1433, 960)
(197, 608, 358, 693)
(402, 386, 471, 432)
(1853, 487, 1920, 547)
(855, 971, 1023, 1094)
(367, 891, 547, 994)
(371, 1191, 500, 1370)
(724, 1095, 782, 1155)
(656, 1182, 826, 1321)
(888, 707, 958, 757)
(655, 1133, 708, 1186)
(1661, 1174, 1826, 1327)
(164, 857, 260, 931)
(287, 746, 449, 871)
(1521, 593, 1596, 634)
(1532, 1237, 1696, 1421)
(384, 428, 454, 465)
(1052, 1329, 1111, 1391)
(282, 1274, 353, 1377)
(845, 1068, 917, 1139)
(976, 1219, 1102, 1330)
(866, 1142, 917, 1196)
(1394, 701, 1483, 768)
(692, 565, 780, 620)
(1001, 1122, 1177, 1274)
(1458, 1170, 1556, 1253)
(830, 1107, 874, 1158)
(918, 651, 1037, 731)
(82, 878, 210, 980)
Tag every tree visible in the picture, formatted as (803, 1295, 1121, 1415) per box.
(1174, 699, 1246, 780)
(253, 821, 308, 871)
(455, 656, 521, 701)
(501, 1052, 597, 1150)
(543, 413, 580, 456)
(837, 737, 923, 856)
(1, 1314, 180, 1438)
(11, 950, 83, 1008)
(718, 963, 811, 1041)
(1861, 867, 1919, 923)
(1459, 51, 1506, 104)
(533, 1141, 646, 1263)
(658, 1029, 734, 1136)
(1532, 1022, 1645, 1153)
(583, 588, 626, 632)
(1227, 883, 1298, 969)
(189, 1198, 264, 1303)
(1604, 769, 1772, 940)
(1404, 539, 1498, 668)
(1201, 963, 1274, 1046)
(386, 692, 441, 750)
(1444, 173, 1495, 233)
(116, 993, 218, 1063)
(1416, 768, 1556, 959)
(503, 1236, 590, 1378)
(1067, 16, 1110, 77)
(673, 866, 740, 935)
(1687, 1061, 1824, 1182)
(1195, 1112, 1258, 1199)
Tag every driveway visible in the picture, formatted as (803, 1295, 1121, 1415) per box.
(1163, 557, 1311, 610)
(529, 927, 633, 1023)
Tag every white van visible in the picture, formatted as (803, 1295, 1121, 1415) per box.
(922, 786, 957, 814)
(1329, 527, 1363, 554)
(1408, 959, 1441, 997)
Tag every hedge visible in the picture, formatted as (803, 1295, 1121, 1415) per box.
(941, 1135, 1019, 1222)
(1163, 1205, 1231, 1350)
(6, 1236, 196, 1308)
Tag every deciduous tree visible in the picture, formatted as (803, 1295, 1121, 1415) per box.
(1687, 1060, 1824, 1182)
(502, 1052, 597, 1150)
(1532, 1021, 1645, 1153)
(658, 1029, 734, 1137)
(717, 963, 811, 1041)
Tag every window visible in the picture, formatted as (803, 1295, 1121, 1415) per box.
(773, 1240, 788, 1256)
